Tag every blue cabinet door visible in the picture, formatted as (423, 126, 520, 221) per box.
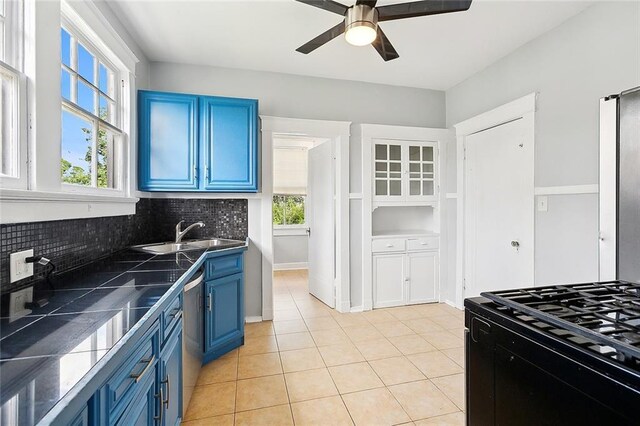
(138, 91, 199, 191)
(200, 96, 258, 192)
(160, 328, 182, 426)
(204, 273, 244, 358)
(114, 368, 158, 426)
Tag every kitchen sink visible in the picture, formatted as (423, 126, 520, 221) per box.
(132, 238, 244, 255)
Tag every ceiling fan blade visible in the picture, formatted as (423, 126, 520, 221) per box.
(371, 27, 399, 61)
(377, 0, 472, 22)
(295, 0, 349, 16)
(296, 20, 346, 54)
(356, 0, 378, 7)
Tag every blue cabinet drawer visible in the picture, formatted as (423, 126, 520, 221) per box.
(103, 321, 160, 424)
(162, 292, 182, 345)
(206, 254, 243, 280)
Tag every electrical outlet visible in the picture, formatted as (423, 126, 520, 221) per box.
(10, 249, 34, 283)
(537, 196, 548, 212)
(9, 287, 33, 318)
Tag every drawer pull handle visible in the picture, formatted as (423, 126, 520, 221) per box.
(386, 244, 394, 248)
(169, 308, 182, 320)
(130, 355, 155, 383)
(420, 242, 428, 245)
(154, 387, 163, 424)
(162, 374, 170, 409)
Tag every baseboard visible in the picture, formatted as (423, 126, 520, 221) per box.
(443, 299, 464, 310)
(273, 262, 308, 271)
(338, 300, 351, 313)
(245, 316, 263, 323)
(350, 306, 363, 313)
(261, 308, 273, 321)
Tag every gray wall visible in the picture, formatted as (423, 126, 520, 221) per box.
(149, 63, 447, 310)
(442, 1, 640, 302)
(273, 235, 308, 266)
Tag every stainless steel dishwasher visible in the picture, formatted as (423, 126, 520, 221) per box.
(182, 269, 204, 415)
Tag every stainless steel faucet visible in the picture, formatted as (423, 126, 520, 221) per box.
(175, 221, 205, 243)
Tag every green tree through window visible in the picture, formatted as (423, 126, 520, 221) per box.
(61, 107, 110, 187)
(273, 195, 305, 225)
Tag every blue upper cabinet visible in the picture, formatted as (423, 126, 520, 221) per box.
(138, 90, 259, 192)
(200, 96, 258, 192)
(138, 91, 199, 191)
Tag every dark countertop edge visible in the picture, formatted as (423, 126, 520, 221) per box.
(39, 242, 248, 426)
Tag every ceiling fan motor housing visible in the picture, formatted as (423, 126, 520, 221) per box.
(346, 4, 379, 35)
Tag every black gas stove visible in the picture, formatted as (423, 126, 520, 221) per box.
(465, 281, 640, 426)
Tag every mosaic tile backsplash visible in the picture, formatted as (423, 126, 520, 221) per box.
(0, 198, 248, 294)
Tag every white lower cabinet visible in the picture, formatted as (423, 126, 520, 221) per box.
(407, 251, 439, 304)
(373, 254, 406, 308)
(373, 245, 439, 308)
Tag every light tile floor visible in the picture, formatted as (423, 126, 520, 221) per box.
(183, 270, 466, 426)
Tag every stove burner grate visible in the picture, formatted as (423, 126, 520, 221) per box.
(482, 281, 640, 365)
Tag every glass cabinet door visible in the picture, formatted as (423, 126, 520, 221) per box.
(374, 143, 403, 198)
(407, 144, 436, 198)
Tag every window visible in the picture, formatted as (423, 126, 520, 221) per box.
(60, 25, 122, 190)
(0, 0, 25, 187)
(273, 145, 308, 227)
(273, 195, 306, 226)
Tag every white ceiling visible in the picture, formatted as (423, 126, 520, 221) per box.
(109, 0, 593, 90)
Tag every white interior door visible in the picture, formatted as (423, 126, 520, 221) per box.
(464, 118, 534, 298)
(307, 140, 335, 308)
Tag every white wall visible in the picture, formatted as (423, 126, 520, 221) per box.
(148, 62, 447, 311)
(443, 2, 640, 302)
(273, 234, 308, 268)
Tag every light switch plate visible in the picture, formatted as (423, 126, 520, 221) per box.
(537, 196, 548, 212)
(10, 249, 34, 283)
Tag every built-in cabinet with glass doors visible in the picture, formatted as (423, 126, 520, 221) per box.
(369, 136, 441, 310)
(373, 140, 438, 203)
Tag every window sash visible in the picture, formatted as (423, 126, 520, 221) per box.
(273, 194, 307, 227)
(61, 102, 122, 191)
(61, 21, 121, 130)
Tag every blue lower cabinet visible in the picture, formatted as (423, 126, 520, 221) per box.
(114, 369, 158, 426)
(160, 327, 182, 426)
(204, 272, 244, 363)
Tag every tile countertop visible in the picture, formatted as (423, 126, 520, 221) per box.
(0, 241, 246, 426)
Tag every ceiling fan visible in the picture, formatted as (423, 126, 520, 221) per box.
(295, 0, 472, 61)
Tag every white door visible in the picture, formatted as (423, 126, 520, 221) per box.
(464, 118, 534, 298)
(307, 141, 335, 308)
(373, 254, 405, 308)
(407, 251, 438, 304)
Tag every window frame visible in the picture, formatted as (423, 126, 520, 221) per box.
(272, 193, 308, 229)
(60, 17, 126, 196)
(0, 0, 27, 189)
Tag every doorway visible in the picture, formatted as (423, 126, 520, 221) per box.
(260, 116, 351, 320)
(272, 136, 336, 308)
(455, 93, 536, 305)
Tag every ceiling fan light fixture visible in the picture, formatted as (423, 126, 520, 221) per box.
(344, 4, 378, 46)
(345, 23, 377, 46)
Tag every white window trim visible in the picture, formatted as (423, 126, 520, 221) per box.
(0, 60, 28, 189)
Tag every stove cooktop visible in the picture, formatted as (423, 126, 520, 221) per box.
(481, 281, 640, 371)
